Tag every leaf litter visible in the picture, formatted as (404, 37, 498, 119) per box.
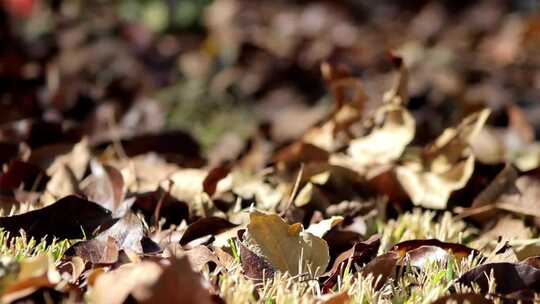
(2, 1, 540, 303)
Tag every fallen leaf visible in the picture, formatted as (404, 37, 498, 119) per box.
(91, 261, 162, 304)
(467, 164, 519, 223)
(322, 235, 380, 292)
(465, 167, 540, 222)
(273, 142, 329, 168)
(137, 257, 214, 304)
(184, 245, 223, 272)
(0, 195, 115, 240)
(456, 262, 540, 294)
(203, 165, 231, 197)
(396, 109, 491, 209)
(241, 211, 330, 277)
(64, 237, 119, 265)
(96, 212, 146, 254)
(0, 160, 49, 192)
(391, 239, 479, 260)
(133, 187, 189, 227)
(361, 252, 400, 290)
(82, 161, 127, 217)
(1, 254, 62, 303)
(239, 240, 275, 280)
(305, 216, 344, 238)
(347, 104, 415, 167)
(97, 130, 204, 167)
(166, 169, 207, 205)
(91, 257, 213, 304)
(180, 217, 237, 246)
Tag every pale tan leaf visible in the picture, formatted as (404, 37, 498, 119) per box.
(396, 109, 490, 209)
(293, 182, 314, 207)
(92, 257, 212, 304)
(347, 104, 415, 167)
(397, 154, 475, 209)
(305, 216, 344, 238)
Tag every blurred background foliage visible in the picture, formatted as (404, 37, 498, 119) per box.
(1, 0, 540, 150)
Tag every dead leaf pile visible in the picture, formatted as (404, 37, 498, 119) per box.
(2, 1, 540, 302)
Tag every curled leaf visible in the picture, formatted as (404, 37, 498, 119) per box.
(347, 104, 415, 167)
(456, 262, 540, 294)
(396, 109, 491, 209)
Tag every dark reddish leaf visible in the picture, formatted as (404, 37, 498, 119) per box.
(322, 235, 380, 292)
(403, 246, 454, 268)
(239, 240, 275, 281)
(361, 252, 400, 290)
(0, 119, 82, 149)
(367, 169, 409, 207)
(0, 160, 49, 192)
(391, 239, 479, 259)
(133, 188, 189, 227)
(27, 143, 77, 170)
(522, 256, 540, 269)
(323, 229, 364, 261)
(96, 130, 204, 167)
(501, 289, 537, 303)
(456, 263, 540, 294)
(3, 287, 74, 304)
(0, 142, 20, 166)
(0, 195, 115, 240)
(179, 217, 236, 246)
(203, 165, 231, 197)
(272, 142, 329, 167)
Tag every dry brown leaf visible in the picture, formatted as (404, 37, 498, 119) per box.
(347, 104, 415, 167)
(185, 245, 223, 272)
(466, 166, 540, 222)
(473, 216, 533, 251)
(396, 109, 491, 209)
(361, 252, 400, 290)
(64, 237, 119, 265)
(91, 261, 162, 304)
(83, 161, 127, 217)
(114, 154, 180, 193)
(232, 171, 287, 210)
(471, 106, 539, 171)
(242, 211, 330, 277)
(91, 257, 213, 304)
(1, 254, 61, 303)
(166, 169, 207, 203)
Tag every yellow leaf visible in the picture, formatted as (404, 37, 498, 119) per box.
(244, 211, 330, 277)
